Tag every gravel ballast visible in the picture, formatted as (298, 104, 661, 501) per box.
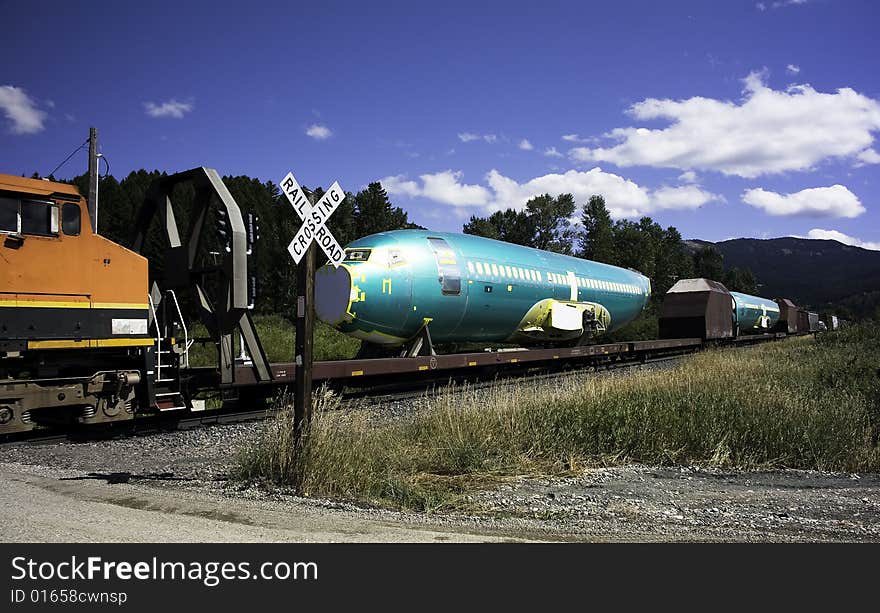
(2, 414, 878, 542)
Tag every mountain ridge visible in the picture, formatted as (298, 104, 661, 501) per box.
(684, 237, 880, 318)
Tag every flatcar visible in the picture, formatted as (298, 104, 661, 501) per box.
(316, 230, 650, 352)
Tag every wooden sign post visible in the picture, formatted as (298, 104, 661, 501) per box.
(279, 173, 346, 442)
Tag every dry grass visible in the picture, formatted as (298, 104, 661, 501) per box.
(234, 322, 880, 511)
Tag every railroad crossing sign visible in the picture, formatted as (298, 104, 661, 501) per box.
(280, 172, 345, 267)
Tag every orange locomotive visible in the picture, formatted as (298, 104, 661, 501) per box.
(0, 165, 273, 437)
(0, 174, 153, 434)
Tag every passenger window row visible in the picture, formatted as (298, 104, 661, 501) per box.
(465, 260, 644, 296)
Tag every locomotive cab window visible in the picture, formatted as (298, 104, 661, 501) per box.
(21, 200, 58, 236)
(0, 197, 58, 236)
(427, 237, 461, 295)
(62, 203, 81, 236)
(0, 196, 16, 233)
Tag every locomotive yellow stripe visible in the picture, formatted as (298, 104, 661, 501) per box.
(27, 338, 154, 349)
(92, 302, 149, 310)
(0, 300, 147, 310)
(0, 300, 89, 308)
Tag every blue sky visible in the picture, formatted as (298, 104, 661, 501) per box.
(2, 0, 878, 248)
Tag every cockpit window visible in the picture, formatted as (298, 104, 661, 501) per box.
(344, 248, 372, 262)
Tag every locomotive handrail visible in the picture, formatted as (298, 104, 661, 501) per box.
(166, 289, 191, 368)
(147, 294, 161, 382)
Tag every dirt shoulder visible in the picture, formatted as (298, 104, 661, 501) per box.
(1, 421, 878, 542)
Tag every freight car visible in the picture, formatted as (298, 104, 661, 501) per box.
(315, 230, 651, 355)
(821, 314, 840, 331)
(659, 279, 801, 340)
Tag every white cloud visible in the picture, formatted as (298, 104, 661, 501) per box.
(570, 71, 880, 178)
(786, 64, 800, 75)
(381, 174, 422, 198)
(805, 229, 880, 250)
(306, 124, 332, 140)
(543, 146, 564, 158)
(383, 170, 490, 207)
(383, 166, 721, 218)
(742, 185, 864, 218)
(562, 133, 592, 143)
(652, 185, 723, 209)
(678, 170, 698, 183)
(856, 148, 880, 165)
(761, 0, 808, 8)
(144, 99, 193, 119)
(518, 139, 534, 151)
(0, 85, 47, 134)
(458, 132, 497, 144)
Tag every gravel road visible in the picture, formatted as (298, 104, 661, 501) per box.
(2, 416, 878, 542)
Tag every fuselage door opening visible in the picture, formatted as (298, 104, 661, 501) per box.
(427, 236, 461, 296)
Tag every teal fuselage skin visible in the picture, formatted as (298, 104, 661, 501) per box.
(730, 291, 781, 335)
(315, 230, 650, 346)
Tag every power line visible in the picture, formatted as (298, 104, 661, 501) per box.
(46, 138, 89, 178)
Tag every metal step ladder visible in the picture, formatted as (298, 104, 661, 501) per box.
(148, 289, 191, 412)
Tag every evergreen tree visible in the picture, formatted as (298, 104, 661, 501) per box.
(526, 193, 576, 254)
(724, 267, 758, 294)
(462, 195, 574, 253)
(579, 195, 615, 264)
(693, 245, 725, 281)
(354, 182, 412, 238)
(462, 214, 501, 240)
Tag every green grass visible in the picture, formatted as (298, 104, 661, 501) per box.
(187, 314, 360, 366)
(233, 322, 880, 511)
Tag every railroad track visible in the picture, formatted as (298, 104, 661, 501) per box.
(1, 346, 696, 448)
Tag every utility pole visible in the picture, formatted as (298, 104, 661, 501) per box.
(87, 127, 99, 234)
(293, 191, 317, 444)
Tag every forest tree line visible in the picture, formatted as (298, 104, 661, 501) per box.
(53, 170, 754, 327)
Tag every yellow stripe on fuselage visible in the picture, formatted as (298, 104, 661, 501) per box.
(27, 338, 154, 350)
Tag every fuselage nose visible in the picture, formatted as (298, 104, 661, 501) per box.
(315, 264, 353, 325)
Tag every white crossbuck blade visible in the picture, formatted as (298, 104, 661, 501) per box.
(279, 171, 346, 268)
